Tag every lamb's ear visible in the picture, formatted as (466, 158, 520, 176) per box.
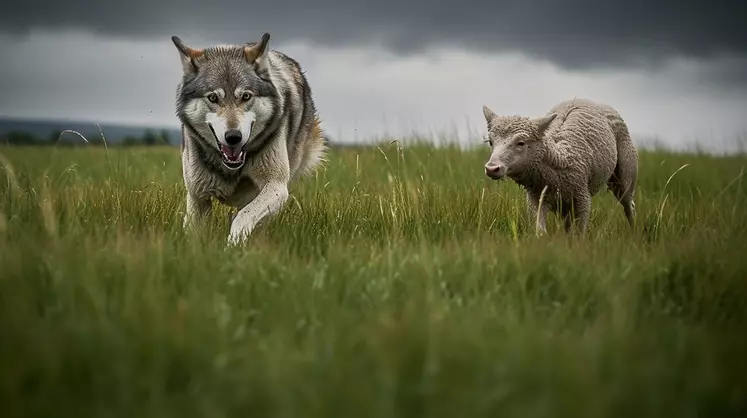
(532, 113, 558, 136)
(245, 33, 271, 77)
(482, 105, 498, 123)
(171, 36, 203, 74)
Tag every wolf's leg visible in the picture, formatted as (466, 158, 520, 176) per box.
(227, 181, 288, 245)
(183, 191, 211, 229)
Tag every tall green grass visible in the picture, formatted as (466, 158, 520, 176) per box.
(1, 143, 746, 417)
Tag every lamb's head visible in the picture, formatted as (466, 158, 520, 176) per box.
(481, 105, 557, 180)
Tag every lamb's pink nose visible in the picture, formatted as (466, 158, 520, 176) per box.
(485, 164, 505, 179)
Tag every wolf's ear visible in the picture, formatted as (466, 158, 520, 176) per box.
(531, 113, 558, 136)
(482, 105, 497, 123)
(171, 36, 203, 74)
(244, 33, 271, 77)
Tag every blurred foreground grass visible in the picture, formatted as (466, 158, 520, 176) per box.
(1, 143, 746, 417)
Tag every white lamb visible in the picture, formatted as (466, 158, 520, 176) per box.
(481, 97, 638, 234)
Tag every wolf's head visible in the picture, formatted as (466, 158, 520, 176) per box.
(172, 33, 278, 170)
(481, 105, 557, 181)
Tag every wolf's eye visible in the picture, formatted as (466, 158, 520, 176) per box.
(206, 93, 218, 103)
(241, 92, 253, 102)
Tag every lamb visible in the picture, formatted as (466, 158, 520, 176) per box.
(481, 97, 638, 235)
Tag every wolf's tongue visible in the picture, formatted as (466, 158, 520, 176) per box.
(221, 145, 241, 161)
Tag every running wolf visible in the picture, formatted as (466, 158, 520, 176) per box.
(171, 33, 327, 245)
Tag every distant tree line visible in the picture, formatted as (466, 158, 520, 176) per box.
(0, 129, 175, 147)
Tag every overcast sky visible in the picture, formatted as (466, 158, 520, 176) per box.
(1, 0, 746, 151)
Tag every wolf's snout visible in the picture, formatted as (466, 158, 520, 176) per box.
(485, 163, 506, 179)
(224, 129, 243, 146)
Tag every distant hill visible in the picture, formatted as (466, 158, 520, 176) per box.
(0, 116, 348, 148)
(0, 117, 181, 146)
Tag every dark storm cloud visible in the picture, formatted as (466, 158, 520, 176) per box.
(2, 0, 746, 72)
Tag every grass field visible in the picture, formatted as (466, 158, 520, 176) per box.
(1, 142, 746, 417)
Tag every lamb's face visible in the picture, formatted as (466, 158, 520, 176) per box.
(482, 116, 540, 180)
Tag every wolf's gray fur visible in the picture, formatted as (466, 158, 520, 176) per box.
(172, 33, 327, 245)
(482, 97, 638, 235)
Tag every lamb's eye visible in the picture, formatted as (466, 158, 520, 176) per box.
(206, 93, 218, 103)
(241, 92, 253, 101)
(517, 141, 525, 147)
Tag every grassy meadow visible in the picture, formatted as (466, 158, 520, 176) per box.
(1, 141, 746, 417)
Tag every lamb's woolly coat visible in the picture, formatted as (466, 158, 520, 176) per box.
(482, 97, 638, 234)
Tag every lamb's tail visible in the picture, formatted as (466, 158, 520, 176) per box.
(606, 109, 638, 223)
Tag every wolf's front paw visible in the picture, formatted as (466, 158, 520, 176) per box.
(226, 224, 252, 247)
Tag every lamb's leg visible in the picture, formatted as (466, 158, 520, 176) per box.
(575, 193, 592, 234)
(617, 190, 636, 228)
(525, 191, 538, 226)
(608, 173, 636, 228)
(624, 197, 636, 227)
(526, 190, 548, 236)
(609, 126, 638, 228)
(566, 193, 592, 235)
(562, 209, 573, 232)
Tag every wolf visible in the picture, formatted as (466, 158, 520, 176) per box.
(171, 33, 327, 245)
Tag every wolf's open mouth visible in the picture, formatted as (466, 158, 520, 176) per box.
(219, 144, 246, 169)
(207, 124, 247, 170)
